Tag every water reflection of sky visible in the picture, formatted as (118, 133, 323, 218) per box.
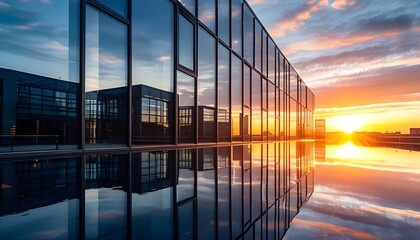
(285, 143, 420, 239)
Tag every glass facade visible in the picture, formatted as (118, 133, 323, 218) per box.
(1, 0, 315, 239)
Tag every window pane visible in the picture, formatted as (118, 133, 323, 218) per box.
(252, 70, 261, 140)
(85, 7, 128, 145)
(0, 0, 79, 82)
(262, 30, 267, 76)
(268, 83, 276, 140)
(85, 154, 128, 239)
(217, 0, 230, 45)
(290, 67, 298, 100)
(179, 15, 195, 70)
(231, 0, 242, 55)
(178, 0, 195, 15)
(132, 0, 174, 145)
(218, 44, 230, 141)
(132, 0, 173, 92)
(231, 55, 242, 141)
(178, 71, 195, 143)
(0, 0, 80, 151)
(198, 0, 216, 33)
(96, 0, 127, 17)
(244, 65, 251, 107)
(268, 39, 275, 82)
(255, 21, 262, 72)
(0, 157, 80, 239)
(132, 151, 174, 240)
(244, 5, 254, 64)
(198, 28, 216, 142)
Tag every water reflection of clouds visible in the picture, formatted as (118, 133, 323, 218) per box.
(286, 144, 420, 239)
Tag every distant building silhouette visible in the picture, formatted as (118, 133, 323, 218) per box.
(410, 128, 420, 135)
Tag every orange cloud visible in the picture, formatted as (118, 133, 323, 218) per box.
(269, 0, 328, 37)
(293, 218, 380, 239)
(284, 33, 377, 54)
(331, 0, 355, 10)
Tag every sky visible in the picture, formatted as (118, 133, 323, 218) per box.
(249, 0, 420, 133)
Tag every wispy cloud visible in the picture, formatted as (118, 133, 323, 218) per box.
(316, 101, 420, 116)
(0, 1, 10, 7)
(331, 0, 355, 10)
(268, 0, 328, 37)
(293, 218, 380, 239)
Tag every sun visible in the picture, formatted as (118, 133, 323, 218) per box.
(333, 115, 363, 133)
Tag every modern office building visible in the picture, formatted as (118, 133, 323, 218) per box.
(0, 0, 315, 239)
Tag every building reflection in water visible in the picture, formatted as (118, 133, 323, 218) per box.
(0, 143, 314, 239)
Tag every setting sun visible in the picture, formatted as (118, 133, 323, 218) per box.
(331, 115, 363, 133)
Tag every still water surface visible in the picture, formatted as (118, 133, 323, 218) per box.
(285, 142, 420, 239)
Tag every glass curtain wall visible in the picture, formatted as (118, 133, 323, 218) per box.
(85, 6, 128, 146)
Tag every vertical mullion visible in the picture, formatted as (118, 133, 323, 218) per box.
(174, 5, 179, 145)
(127, 0, 132, 149)
(80, 0, 86, 150)
(79, 0, 86, 237)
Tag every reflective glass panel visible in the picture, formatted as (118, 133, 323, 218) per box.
(268, 39, 276, 82)
(231, 55, 242, 141)
(132, 151, 174, 239)
(231, 0, 242, 55)
(132, 0, 174, 145)
(244, 65, 251, 107)
(198, 0, 216, 33)
(132, 0, 174, 92)
(0, 157, 80, 239)
(262, 30, 267, 76)
(96, 0, 127, 17)
(268, 82, 276, 140)
(252, 70, 261, 140)
(198, 28, 216, 142)
(85, 154, 128, 240)
(217, 0, 230, 44)
(179, 15, 195, 70)
(290, 68, 298, 101)
(218, 44, 230, 141)
(0, 0, 80, 152)
(255, 21, 262, 72)
(0, 0, 79, 82)
(177, 71, 195, 143)
(244, 5, 254, 64)
(85, 6, 128, 146)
